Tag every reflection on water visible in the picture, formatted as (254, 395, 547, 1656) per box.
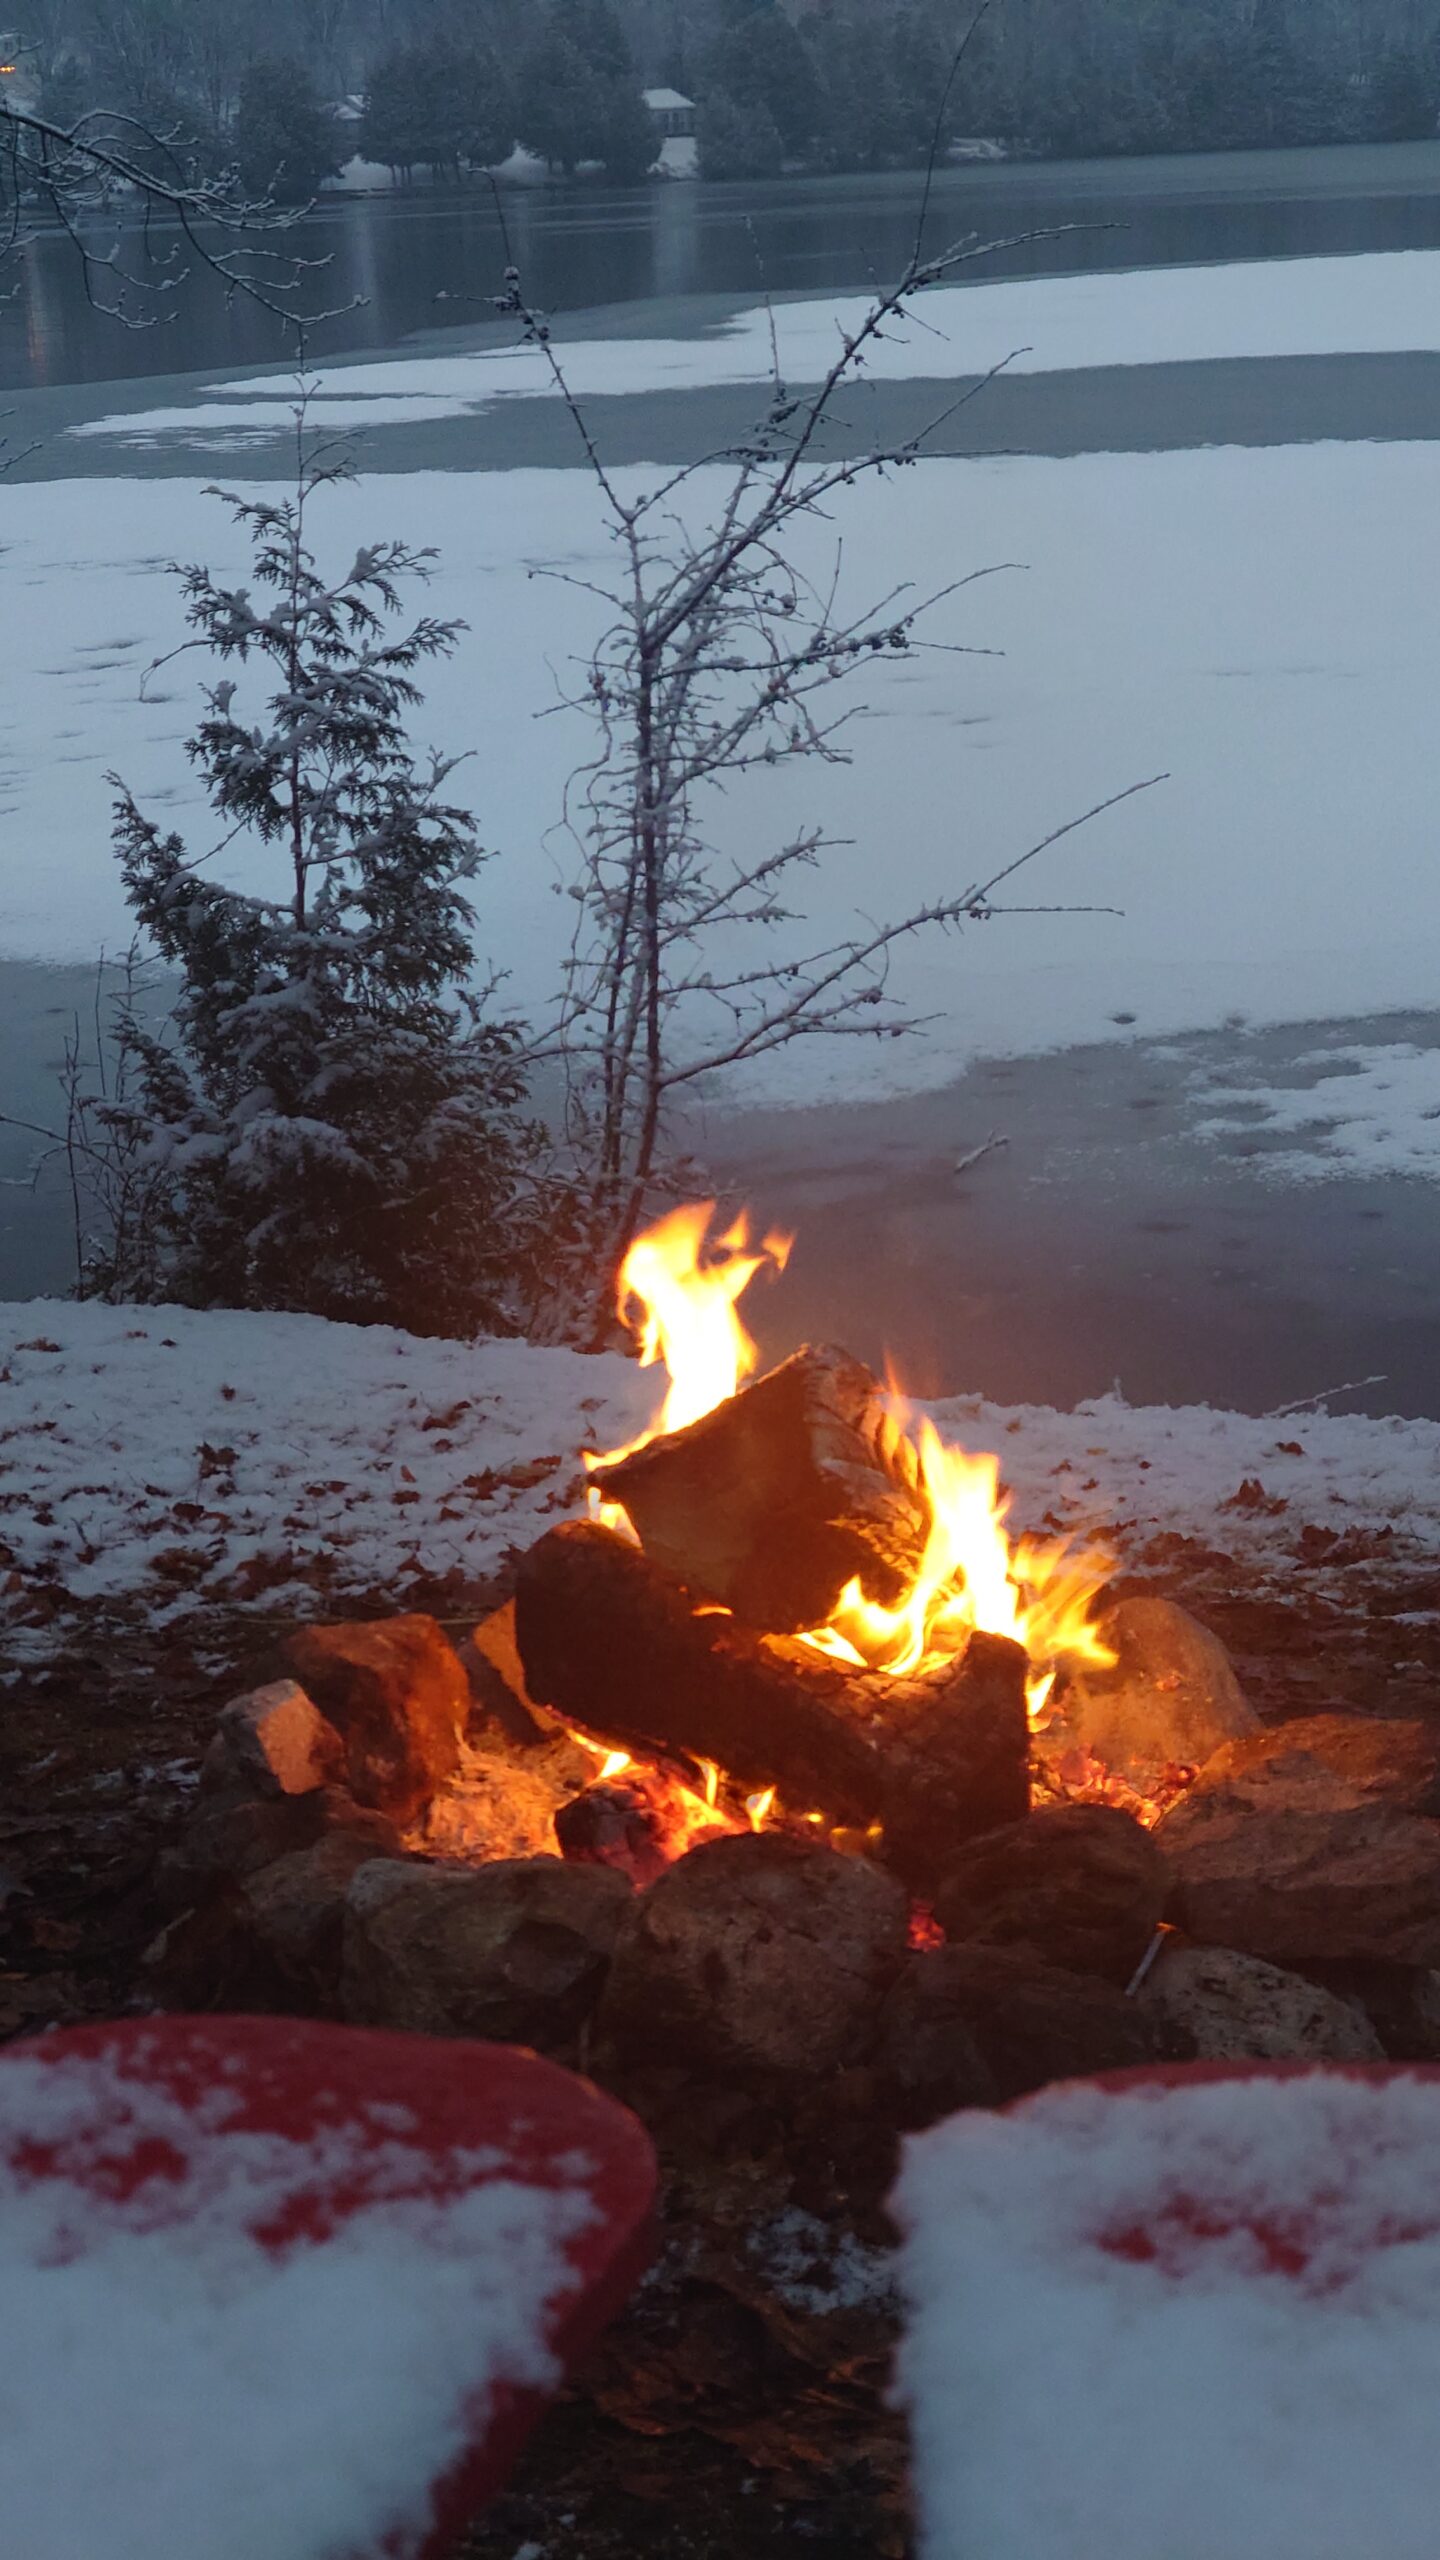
(5, 140, 1440, 391)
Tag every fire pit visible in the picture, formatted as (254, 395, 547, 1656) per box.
(158, 1204, 1440, 2107)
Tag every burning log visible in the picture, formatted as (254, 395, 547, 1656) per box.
(589, 1343, 928, 1632)
(514, 1521, 1031, 1889)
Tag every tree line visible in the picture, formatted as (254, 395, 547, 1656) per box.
(10, 0, 1440, 196)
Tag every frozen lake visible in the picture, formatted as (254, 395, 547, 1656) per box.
(2, 150, 1437, 1407)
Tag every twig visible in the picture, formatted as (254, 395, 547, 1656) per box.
(1265, 1376, 1389, 1420)
(953, 1132, 1010, 1176)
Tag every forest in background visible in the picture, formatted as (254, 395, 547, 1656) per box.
(5, 0, 1440, 194)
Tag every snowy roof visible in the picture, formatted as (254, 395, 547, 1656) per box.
(642, 88, 694, 113)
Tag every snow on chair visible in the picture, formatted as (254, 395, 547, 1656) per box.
(0, 2013, 657, 2559)
(892, 2060, 1440, 2560)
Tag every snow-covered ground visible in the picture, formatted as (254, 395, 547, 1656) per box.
(67, 251, 1440, 444)
(3, 440, 1438, 1104)
(3, 1300, 1437, 1628)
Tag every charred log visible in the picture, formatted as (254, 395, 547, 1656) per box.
(514, 1521, 1030, 1888)
(589, 1343, 928, 1632)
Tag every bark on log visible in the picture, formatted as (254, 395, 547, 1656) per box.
(514, 1521, 1030, 1889)
(589, 1342, 928, 1632)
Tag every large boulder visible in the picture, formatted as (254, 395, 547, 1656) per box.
(285, 1615, 468, 1825)
(1156, 1763, 1440, 1968)
(876, 1944, 1178, 2111)
(1137, 1940, 1383, 2064)
(598, 1831, 908, 2083)
(159, 1784, 400, 1909)
(934, 1805, 1170, 1984)
(1192, 1715, 1440, 1818)
(341, 1856, 630, 2048)
(1060, 1596, 1259, 1782)
(242, 1830, 393, 2002)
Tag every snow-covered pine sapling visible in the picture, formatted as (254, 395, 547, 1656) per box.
(94, 417, 541, 1334)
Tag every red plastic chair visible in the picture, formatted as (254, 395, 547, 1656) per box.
(1013, 2058, 1440, 2274)
(0, 2014, 658, 2557)
(895, 2060, 1440, 2560)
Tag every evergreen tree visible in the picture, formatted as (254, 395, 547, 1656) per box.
(1370, 41, 1440, 140)
(515, 21, 606, 168)
(812, 9, 910, 170)
(99, 441, 539, 1337)
(595, 72, 657, 178)
(360, 38, 512, 178)
(233, 57, 340, 201)
(704, 0, 820, 156)
(694, 82, 783, 175)
(552, 0, 634, 83)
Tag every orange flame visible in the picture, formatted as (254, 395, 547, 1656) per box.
(620, 1201, 791, 1438)
(797, 1406, 1115, 1713)
(591, 1202, 1114, 1720)
(586, 1202, 790, 1528)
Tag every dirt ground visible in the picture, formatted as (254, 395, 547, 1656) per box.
(4, 1525, 1439, 2557)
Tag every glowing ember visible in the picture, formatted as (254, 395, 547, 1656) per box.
(565, 1725, 767, 1863)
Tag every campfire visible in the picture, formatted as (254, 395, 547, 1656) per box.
(495, 1198, 1136, 1892)
(162, 1196, 1322, 2096)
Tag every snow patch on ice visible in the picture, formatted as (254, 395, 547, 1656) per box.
(70, 247, 1440, 443)
(1193, 1042, 1440, 1180)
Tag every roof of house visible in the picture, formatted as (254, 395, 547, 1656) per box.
(642, 87, 694, 113)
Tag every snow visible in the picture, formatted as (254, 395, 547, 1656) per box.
(2, 1298, 1437, 1632)
(892, 2070, 1440, 2560)
(68, 396, 481, 446)
(4, 440, 1439, 1102)
(67, 249, 1440, 442)
(1193, 1042, 1440, 1181)
(0, 2038, 593, 2560)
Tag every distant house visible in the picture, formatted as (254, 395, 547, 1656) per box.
(643, 87, 695, 140)
(643, 86, 698, 177)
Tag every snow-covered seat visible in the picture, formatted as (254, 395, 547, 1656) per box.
(893, 2060, 1440, 2560)
(0, 2014, 656, 2558)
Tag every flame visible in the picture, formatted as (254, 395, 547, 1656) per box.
(588, 1204, 791, 1494)
(795, 1405, 1115, 1717)
(590, 1203, 1115, 1722)
(568, 1200, 1126, 1866)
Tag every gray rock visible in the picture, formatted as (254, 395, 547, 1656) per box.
(1138, 1941, 1383, 2064)
(1062, 1595, 1259, 1781)
(876, 1943, 1179, 2111)
(242, 1830, 392, 2001)
(935, 1804, 1171, 1985)
(342, 1855, 630, 2046)
(1156, 1765, 1440, 1968)
(1192, 1715, 1440, 1819)
(599, 1831, 908, 2082)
